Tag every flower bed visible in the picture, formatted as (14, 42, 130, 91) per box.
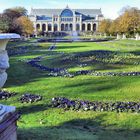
(19, 93, 42, 103)
(51, 97, 140, 113)
(75, 70, 140, 76)
(27, 56, 140, 77)
(0, 90, 16, 100)
(27, 56, 74, 78)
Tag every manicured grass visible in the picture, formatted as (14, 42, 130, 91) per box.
(1, 39, 140, 140)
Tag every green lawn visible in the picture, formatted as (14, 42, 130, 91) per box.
(1, 39, 140, 140)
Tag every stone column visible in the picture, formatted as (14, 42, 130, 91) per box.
(40, 23, 42, 32)
(58, 16, 61, 32)
(85, 23, 88, 31)
(73, 15, 76, 31)
(52, 15, 54, 32)
(91, 23, 93, 32)
(46, 23, 48, 32)
(79, 15, 82, 32)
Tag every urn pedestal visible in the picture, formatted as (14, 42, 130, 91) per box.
(0, 105, 20, 140)
(0, 33, 20, 140)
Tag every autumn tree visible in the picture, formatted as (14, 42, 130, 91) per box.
(15, 16, 34, 36)
(109, 18, 121, 35)
(98, 19, 112, 35)
(2, 7, 28, 33)
(118, 7, 140, 35)
(98, 7, 140, 36)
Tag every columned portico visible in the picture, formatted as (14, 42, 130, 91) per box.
(30, 6, 104, 33)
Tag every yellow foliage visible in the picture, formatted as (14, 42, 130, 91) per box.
(16, 16, 34, 36)
(118, 8, 140, 33)
(98, 19, 111, 34)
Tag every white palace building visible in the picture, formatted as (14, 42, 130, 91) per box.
(29, 6, 104, 34)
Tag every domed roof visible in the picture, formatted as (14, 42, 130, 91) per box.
(60, 7, 73, 17)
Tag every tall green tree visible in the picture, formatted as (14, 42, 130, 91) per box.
(0, 14, 10, 33)
(3, 7, 27, 19)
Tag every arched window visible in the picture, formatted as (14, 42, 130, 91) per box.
(42, 24, 46, 32)
(36, 24, 40, 30)
(61, 24, 64, 31)
(70, 24, 73, 31)
(76, 24, 80, 31)
(48, 24, 52, 31)
(61, 9, 73, 17)
(65, 24, 69, 31)
(82, 24, 85, 31)
(54, 24, 58, 32)
(87, 23, 91, 31)
(93, 23, 96, 31)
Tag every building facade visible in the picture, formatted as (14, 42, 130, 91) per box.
(29, 6, 104, 33)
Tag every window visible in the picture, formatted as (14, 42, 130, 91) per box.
(42, 24, 46, 31)
(82, 24, 85, 31)
(61, 24, 65, 31)
(48, 24, 52, 31)
(54, 24, 58, 32)
(87, 23, 91, 31)
(76, 24, 80, 31)
(61, 9, 73, 17)
(93, 24, 96, 31)
(36, 24, 40, 30)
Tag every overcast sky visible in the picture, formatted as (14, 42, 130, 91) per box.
(0, 0, 140, 19)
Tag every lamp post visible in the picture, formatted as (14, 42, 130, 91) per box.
(0, 33, 20, 140)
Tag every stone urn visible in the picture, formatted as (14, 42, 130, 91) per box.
(0, 33, 20, 140)
(0, 33, 20, 87)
